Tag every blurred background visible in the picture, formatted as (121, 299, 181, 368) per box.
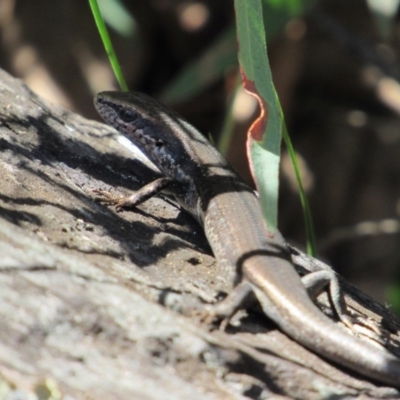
(1, 0, 400, 313)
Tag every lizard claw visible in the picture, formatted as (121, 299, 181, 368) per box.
(191, 304, 233, 331)
(91, 188, 129, 211)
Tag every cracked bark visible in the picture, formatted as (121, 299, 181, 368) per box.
(0, 68, 399, 399)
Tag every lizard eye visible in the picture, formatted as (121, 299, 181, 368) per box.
(119, 109, 137, 122)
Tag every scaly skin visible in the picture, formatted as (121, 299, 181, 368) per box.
(94, 91, 400, 387)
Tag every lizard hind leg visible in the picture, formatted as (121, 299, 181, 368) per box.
(202, 281, 256, 330)
(301, 270, 386, 343)
(301, 270, 351, 326)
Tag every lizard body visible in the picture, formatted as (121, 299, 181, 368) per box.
(94, 91, 400, 387)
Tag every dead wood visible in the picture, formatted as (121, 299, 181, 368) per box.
(0, 68, 399, 399)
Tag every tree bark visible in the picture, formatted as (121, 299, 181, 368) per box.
(0, 68, 399, 399)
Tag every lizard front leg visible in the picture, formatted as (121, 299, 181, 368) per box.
(93, 177, 176, 211)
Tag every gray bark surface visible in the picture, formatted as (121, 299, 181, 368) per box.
(0, 69, 399, 399)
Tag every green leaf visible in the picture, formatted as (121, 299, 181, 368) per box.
(89, 0, 129, 91)
(234, 0, 283, 234)
(234, 0, 315, 255)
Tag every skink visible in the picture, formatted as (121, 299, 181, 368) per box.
(94, 90, 400, 387)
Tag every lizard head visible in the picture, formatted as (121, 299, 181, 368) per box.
(94, 91, 195, 181)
